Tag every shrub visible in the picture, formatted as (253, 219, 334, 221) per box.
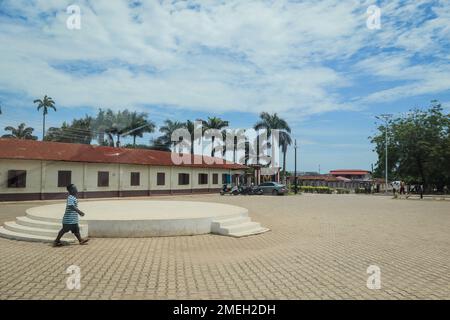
(299, 186, 332, 194)
(334, 188, 350, 194)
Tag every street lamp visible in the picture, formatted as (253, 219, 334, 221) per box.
(294, 139, 298, 194)
(376, 114, 393, 193)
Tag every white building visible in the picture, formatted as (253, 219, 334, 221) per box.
(0, 139, 246, 201)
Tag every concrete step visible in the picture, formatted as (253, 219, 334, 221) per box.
(0, 226, 75, 243)
(26, 211, 61, 223)
(220, 221, 261, 234)
(4, 221, 87, 239)
(211, 216, 251, 233)
(16, 216, 62, 230)
(228, 227, 270, 238)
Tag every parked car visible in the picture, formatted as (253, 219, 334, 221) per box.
(258, 182, 287, 195)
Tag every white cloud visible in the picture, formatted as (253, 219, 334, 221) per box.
(0, 0, 449, 119)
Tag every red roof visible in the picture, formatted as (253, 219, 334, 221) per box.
(329, 169, 371, 175)
(295, 175, 340, 182)
(0, 139, 246, 170)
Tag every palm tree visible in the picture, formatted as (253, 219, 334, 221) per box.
(93, 109, 132, 147)
(157, 120, 186, 151)
(123, 111, 156, 147)
(279, 131, 292, 183)
(109, 110, 132, 147)
(2, 123, 38, 140)
(34, 95, 56, 140)
(201, 117, 229, 157)
(223, 128, 245, 163)
(254, 112, 291, 182)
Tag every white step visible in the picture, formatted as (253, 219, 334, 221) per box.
(16, 216, 62, 230)
(220, 221, 261, 234)
(228, 227, 270, 238)
(211, 216, 251, 232)
(16, 216, 88, 232)
(0, 226, 75, 243)
(4, 221, 87, 239)
(26, 212, 61, 223)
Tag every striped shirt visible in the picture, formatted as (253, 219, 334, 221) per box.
(62, 195, 79, 225)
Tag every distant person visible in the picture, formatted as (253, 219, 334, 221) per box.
(419, 184, 424, 199)
(54, 184, 89, 247)
(400, 181, 405, 195)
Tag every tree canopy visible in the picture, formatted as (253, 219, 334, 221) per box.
(371, 101, 450, 191)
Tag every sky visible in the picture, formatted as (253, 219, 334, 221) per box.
(0, 0, 449, 173)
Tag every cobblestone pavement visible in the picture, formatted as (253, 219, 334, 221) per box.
(0, 194, 449, 300)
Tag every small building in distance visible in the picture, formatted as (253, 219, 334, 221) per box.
(288, 169, 374, 191)
(329, 169, 372, 181)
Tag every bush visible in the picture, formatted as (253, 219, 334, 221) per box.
(299, 186, 332, 194)
(334, 188, 350, 194)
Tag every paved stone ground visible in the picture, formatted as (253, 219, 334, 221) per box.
(0, 194, 448, 300)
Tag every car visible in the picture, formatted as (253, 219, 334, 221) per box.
(258, 182, 287, 195)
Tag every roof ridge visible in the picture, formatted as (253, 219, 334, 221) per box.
(0, 138, 246, 169)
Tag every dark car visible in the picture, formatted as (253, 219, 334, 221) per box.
(258, 182, 287, 195)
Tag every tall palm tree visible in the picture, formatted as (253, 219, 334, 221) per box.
(279, 131, 292, 182)
(110, 110, 131, 147)
(158, 120, 186, 151)
(2, 123, 38, 140)
(223, 128, 245, 163)
(254, 112, 291, 182)
(123, 111, 156, 147)
(183, 119, 206, 155)
(184, 120, 195, 154)
(201, 117, 229, 157)
(34, 95, 56, 140)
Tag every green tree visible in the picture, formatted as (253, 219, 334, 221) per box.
(254, 112, 291, 181)
(371, 101, 450, 191)
(34, 95, 56, 140)
(45, 116, 94, 144)
(122, 111, 156, 147)
(2, 123, 38, 140)
(201, 117, 229, 157)
(156, 119, 186, 151)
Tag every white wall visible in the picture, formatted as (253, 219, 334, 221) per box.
(0, 159, 236, 196)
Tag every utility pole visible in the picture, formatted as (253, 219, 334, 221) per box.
(294, 139, 298, 194)
(376, 114, 393, 193)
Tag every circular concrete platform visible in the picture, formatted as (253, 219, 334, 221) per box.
(25, 200, 249, 237)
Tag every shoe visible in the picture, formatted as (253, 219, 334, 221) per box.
(79, 239, 90, 245)
(53, 241, 63, 247)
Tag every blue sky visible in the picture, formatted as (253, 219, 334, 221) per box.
(0, 0, 449, 173)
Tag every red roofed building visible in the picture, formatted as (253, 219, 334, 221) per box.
(0, 139, 246, 201)
(329, 169, 371, 181)
(287, 169, 374, 191)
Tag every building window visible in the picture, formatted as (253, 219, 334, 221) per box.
(178, 173, 190, 185)
(198, 173, 208, 185)
(98, 171, 109, 187)
(222, 173, 229, 184)
(130, 172, 140, 186)
(58, 170, 72, 187)
(212, 173, 219, 184)
(7, 170, 26, 188)
(157, 172, 165, 186)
